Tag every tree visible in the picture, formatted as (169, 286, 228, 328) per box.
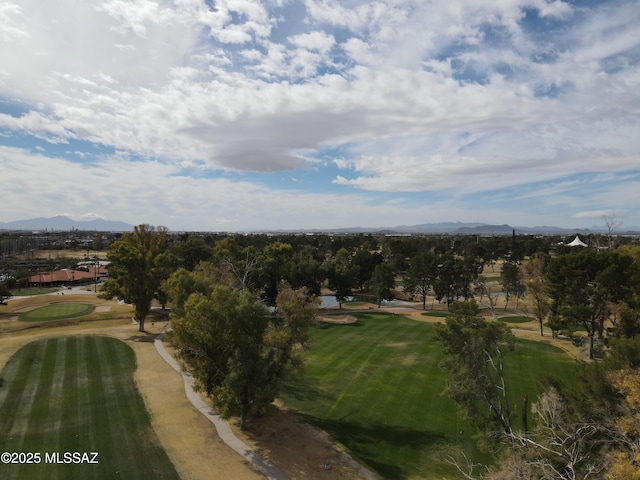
(352, 248, 383, 292)
(173, 235, 212, 271)
(265, 283, 320, 377)
(433, 254, 482, 304)
(258, 242, 294, 306)
(607, 368, 640, 480)
(326, 248, 357, 309)
(92, 232, 105, 251)
(505, 386, 610, 480)
(221, 246, 260, 293)
(289, 245, 324, 296)
(433, 300, 515, 440)
(522, 253, 551, 336)
(0, 281, 11, 305)
(546, 250, 635, 359)
(474, 274, 499, 321)
(370, 262, 395, 307)
(99, 224, 171, 332)
(168, 277, 317, 430)
(603, 214, 622, 251)
(404, 251, 437, 309)
(501, 262, 525, 310)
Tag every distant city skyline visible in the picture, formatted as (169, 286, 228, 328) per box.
(1, 0, 639, 232)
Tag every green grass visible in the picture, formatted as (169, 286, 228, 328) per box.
(0, 336, 179, 480)
(498, 315, 533, 324)
(280, 312, 577, 479)
(9, 287, 58, 296)
(420, 311, 450, 318)
(19, 304, 94, 322)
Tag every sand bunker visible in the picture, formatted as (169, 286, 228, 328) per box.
(316, 314, 358, 324)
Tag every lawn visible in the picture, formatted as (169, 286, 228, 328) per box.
(0, 336, 180, 480)
(420, 311, 450, 318)
(280, 312, 577, 479)
(19, 303, 94, 322)
(9, 287, 58, 296)
(498, 315, 533, 324)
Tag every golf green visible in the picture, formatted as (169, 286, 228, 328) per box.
(280, 312, 577, 479)
(19, 304, 94, 322)
(0, 336, 180, 480)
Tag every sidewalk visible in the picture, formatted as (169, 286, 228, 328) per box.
(153, 334, 288, 480)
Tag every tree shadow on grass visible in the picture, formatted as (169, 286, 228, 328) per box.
(280, 378, 328, 403)
(126, 333, 156, 343)
(308, 416, 448, 479)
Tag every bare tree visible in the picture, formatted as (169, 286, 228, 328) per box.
(474, 274, 499, 321)
(603, 214, 622, 250)
(505, 387, 609, 480)
(522, 254, 550, 336)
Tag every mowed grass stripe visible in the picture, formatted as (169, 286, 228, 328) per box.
(95, 336, 142, 478)
(0, 341, 47, 480)
(82, 336, 111, 480)
(0, 336, 179, 480)
(24, 338, 67, 479)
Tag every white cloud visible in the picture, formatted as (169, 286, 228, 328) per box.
(288, 31, 335, 53)
(0, 2, 29, 42)
(573, 210, 616, 220)
(0, 0, 638, 230)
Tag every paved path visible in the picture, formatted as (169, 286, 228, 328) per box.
(153, 333, 288, 480)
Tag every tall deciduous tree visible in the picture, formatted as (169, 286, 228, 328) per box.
(501, 261, 525, 310)
(370, 262, 395, 307)
(173, 234, 212, 271)
(522, 253, 551, 336)
(168, 276, 317, 429)
(404, 251, 437, 310)
(546, 250, 634, 359)
(99, 224, 171, 332)
(289, 245, 324, 296)
(327, 247, 357, 309)
(352, 248, 382, 292)
(259, 242, 294, 306)
(434, 300, 515, 439)
(505, 386, 610, 480)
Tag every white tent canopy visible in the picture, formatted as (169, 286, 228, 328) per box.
(567, 235, 588, 247)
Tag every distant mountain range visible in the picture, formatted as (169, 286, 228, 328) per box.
(296, 222, 640, 235)
(1, 217, 638, 235)
(0, 216, 133, 232)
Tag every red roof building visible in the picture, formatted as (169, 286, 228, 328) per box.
(29, 265, 108, 286)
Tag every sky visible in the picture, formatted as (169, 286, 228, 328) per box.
(1, 0, 639, 232)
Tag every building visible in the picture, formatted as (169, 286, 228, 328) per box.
(29, 264, 108, 287)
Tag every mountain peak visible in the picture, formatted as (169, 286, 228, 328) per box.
(0, 216, 133, 232)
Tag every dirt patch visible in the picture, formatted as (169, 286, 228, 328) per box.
(317, 314, 358, 324)
(231, 407, 379, 480)
(383, 341, 409, 348)
(400, 354, 419, 366)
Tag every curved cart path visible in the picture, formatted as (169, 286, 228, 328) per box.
(154, 333, 289, 480)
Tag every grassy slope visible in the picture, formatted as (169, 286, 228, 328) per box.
(0, 336, 179, 480)
(280, 312, 577, 479)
